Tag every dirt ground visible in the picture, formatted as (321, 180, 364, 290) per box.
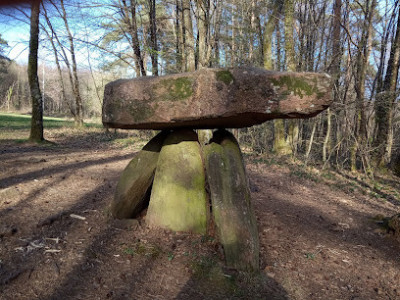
(1, 128, 400, 300)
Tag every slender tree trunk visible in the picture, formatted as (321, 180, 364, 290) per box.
(284, 0, 296, 71)
(273, 119, 290, 155)
(44, 2, 77, 119)
(60, 0, 84, 126)
(351, 0, 376, 172)
(231, 1, 236, 66)
(325, 0, 342, 164)
(323, 108, 331, 162)
(213, 1, 222, 66)
(148, 0, 158, 76)
(256, 8, 264, 67)
(183, 0, 195, 71)
(275, 17, 282, 71)
(248, 0, 256, 62)
(130, 0, 146, 76)
(196, 0, 210, 69)
(29, 0, 44, 142)
(174, 0, 181, 70)
(373, 9, 400, 169)
(178, 0, 186, 72)
(278, 0, 296, 155)
(305, 119, 317, 164)
(40, 10, 67, 114)
(263, 7, 276, 70)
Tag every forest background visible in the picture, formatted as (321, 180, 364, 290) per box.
(0, 0, 399, 177)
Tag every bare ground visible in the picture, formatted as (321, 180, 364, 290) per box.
(1, 129, 400, 300)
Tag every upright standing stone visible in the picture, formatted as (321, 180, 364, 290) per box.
(111, 131, 168, 219)
(203, 130, 259, 271)
(146, 129, 208, 234)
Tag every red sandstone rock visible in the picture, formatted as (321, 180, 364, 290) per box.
(102, 67, 332, 129)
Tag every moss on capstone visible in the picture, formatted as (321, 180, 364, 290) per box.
(158, 77, 194, 101)
(270, 76, 324, 99)
(216, 70, 235, 85)
(146, 129, 208, 234)
(128, 101, 156, 122)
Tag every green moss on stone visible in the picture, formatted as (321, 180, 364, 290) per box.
(216, 70, 234, 85)
(203, 130, 259, 272)
(271, 76, 324, 99)
(128, 101, 155, 122)
(158, 77, 193, 101)
(146, 130, 208, 234)
(111, 131, 168, 219)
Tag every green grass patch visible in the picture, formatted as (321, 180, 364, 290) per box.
(0, 112, 101, 131)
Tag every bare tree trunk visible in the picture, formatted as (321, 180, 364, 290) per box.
(196, 0, 210, 69)
(213, 0, 222, 66)
(28, 0, 44, 142)
(183, 0, 195, 71)
(284, 0, 296, 72)
(305, 119, 317, 164)
(322, 108, 331, 162)
(248, 0, 256, 62)
(148, 0, 158, 76)
(178, 0, 186, 72)
(374, 8, 400, 169)
(351, 0, 376, 172)
(130, 0, 146, 76)
(280, 0, 296, 155)
(256, 6, 264, 67)
(275, 16, 282, 71)
(41, 5, 67, 115)
(231, 1, 236, 66)
(325, 0, 342, 164)
(174, 0, 182, 70)
(43, 2, 77, 119)
(263, 6, 276, 70)
(60, 0, 84, 126)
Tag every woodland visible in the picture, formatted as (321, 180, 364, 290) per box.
(0, 0, 400, 299)
(0, 0, 398, 174)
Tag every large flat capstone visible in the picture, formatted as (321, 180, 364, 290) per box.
(103, 67, 332, 130)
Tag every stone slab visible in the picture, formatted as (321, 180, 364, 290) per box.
(203, 129, 259, 271)
(146, 129, 208, 234)
(111, 131, 168, 219)
(102, 67, 332, 130)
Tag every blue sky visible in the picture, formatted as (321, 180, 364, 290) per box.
(1, 17, 30, 64)
(0, 3, 105, 68)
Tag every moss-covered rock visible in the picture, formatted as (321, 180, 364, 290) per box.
(216, 70, 234, 85)
(111, 131, 168, 219)
(197, 129, 213, 146)
(146, 129, 208, 234)
(157, 77, 194, 101)
(203, 130, 259, 272)
(270, 75, 324, 99)
(102, 67, 332, 130)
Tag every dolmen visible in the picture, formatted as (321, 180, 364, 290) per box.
(103, 67, 332, 272)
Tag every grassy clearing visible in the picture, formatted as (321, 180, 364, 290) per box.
(0, 112, 102, 142)
(0, 112, 101, 130)
(0, 112, 154, 150)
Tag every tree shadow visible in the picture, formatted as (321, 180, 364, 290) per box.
(249, 169, 400, 266)
(335, 170, 400, 207)
(0, 152, 133, 190)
